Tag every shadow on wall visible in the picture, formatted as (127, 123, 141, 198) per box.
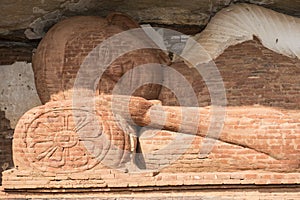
(0, 110, 14, 185)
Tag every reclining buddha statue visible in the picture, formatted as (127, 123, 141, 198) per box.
(11, 4, 300, 177)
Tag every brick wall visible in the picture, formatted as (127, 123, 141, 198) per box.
(159, 39, 300, 109)
(0, 46, 32, 65)
(216, 39, 300, 110)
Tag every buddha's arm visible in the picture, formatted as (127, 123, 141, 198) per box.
(133, 104, 300, 161)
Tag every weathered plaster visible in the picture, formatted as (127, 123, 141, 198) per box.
(0, 62, 41, 128)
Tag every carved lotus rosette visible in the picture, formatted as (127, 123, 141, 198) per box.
(13, 100, 132, 173)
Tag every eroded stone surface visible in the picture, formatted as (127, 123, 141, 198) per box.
(1, 0, 300, 40)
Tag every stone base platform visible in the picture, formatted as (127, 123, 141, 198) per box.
(1, 169, 300, 199)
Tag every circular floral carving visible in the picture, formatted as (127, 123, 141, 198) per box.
(24, 108, 102, 173)
(54, 130, 78, 148)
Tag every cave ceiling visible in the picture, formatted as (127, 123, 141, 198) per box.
(0, 0, 299, 46)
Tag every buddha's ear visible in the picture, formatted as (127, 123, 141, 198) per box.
(106, 12, 140, 30)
